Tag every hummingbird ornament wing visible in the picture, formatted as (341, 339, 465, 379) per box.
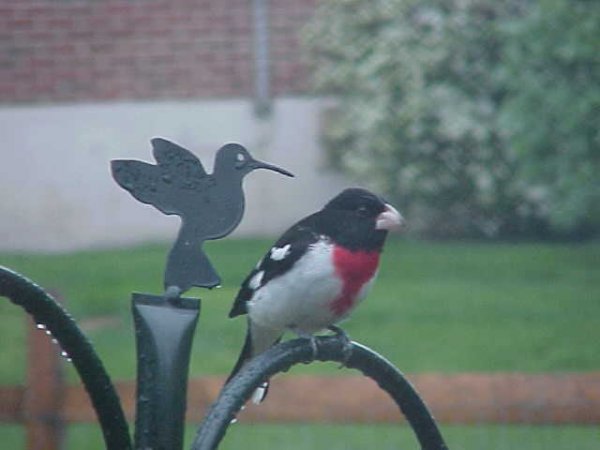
(111, 138, 211, 216)
(111, 159, 180, 215)
(151, 138, 208, 185)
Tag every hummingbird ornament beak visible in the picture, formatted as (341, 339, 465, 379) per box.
(248, 158, 295, 178)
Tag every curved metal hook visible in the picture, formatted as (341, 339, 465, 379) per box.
(0, 266, 132, 450)
(192, 335, 448, 450)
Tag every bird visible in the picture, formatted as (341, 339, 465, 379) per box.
(226, 188, 404, 403)
(111, 138, 294, 294)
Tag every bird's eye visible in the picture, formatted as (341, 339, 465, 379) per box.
(237, 153, 245, 162)
(357, 205, 369, 217)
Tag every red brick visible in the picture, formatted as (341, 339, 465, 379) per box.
(2, 0, 315, 103)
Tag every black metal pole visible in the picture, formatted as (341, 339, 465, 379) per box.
(110, 139, 294, 450)
(132, 293, 200, 450)
(192, 335, 448, 450)
(0, 266, 132, 450)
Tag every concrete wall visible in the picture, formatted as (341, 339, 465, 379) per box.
(0, 97, 348, 252)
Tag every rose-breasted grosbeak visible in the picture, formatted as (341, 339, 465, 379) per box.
(226, 188, 403, 403)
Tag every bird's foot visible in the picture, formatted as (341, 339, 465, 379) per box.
(328, 325, 353, 368)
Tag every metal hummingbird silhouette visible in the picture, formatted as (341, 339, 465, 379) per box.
(111, 138, 294, 294)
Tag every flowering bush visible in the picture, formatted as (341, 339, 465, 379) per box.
(304, 0, 598, 238)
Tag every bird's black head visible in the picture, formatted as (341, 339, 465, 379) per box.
(319, 188, 404, 251)
(214, 144, 294, 179)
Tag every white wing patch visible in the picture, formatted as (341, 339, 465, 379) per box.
(270, 244, 291, 261)
(248, 270, 264, 290)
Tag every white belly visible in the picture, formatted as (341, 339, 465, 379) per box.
(247, 240, 342, 334)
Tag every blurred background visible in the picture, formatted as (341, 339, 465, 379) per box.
(1, 0, 599, 449)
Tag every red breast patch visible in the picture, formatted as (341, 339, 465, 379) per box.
(330, 246, 379, 316)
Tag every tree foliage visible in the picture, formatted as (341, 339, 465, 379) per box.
(500, 0, 600, 232)
(304, 0, 599, 238)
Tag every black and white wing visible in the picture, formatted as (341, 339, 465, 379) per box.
(228, 215, 322, 318)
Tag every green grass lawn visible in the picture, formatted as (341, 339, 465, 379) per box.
(3, 423, 599, 450)
(1, 238, 599, 448)
(1, 238, 599, 383)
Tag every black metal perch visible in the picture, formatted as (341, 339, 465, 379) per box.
(192, 335, 448, 450)
(0, 266, 132, 450)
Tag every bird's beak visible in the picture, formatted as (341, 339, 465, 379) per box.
(249, 158, 295, 177)
(376, 203, 404, 231)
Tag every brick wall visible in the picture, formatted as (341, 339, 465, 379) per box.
(0, 0, 317, 104)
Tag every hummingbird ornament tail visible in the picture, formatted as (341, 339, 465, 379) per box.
(165, 224, 221, 292)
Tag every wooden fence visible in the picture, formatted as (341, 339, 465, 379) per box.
(1, 318, 599, 449)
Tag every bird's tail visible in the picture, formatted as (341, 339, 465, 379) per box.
(226, 320, 282, 404)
